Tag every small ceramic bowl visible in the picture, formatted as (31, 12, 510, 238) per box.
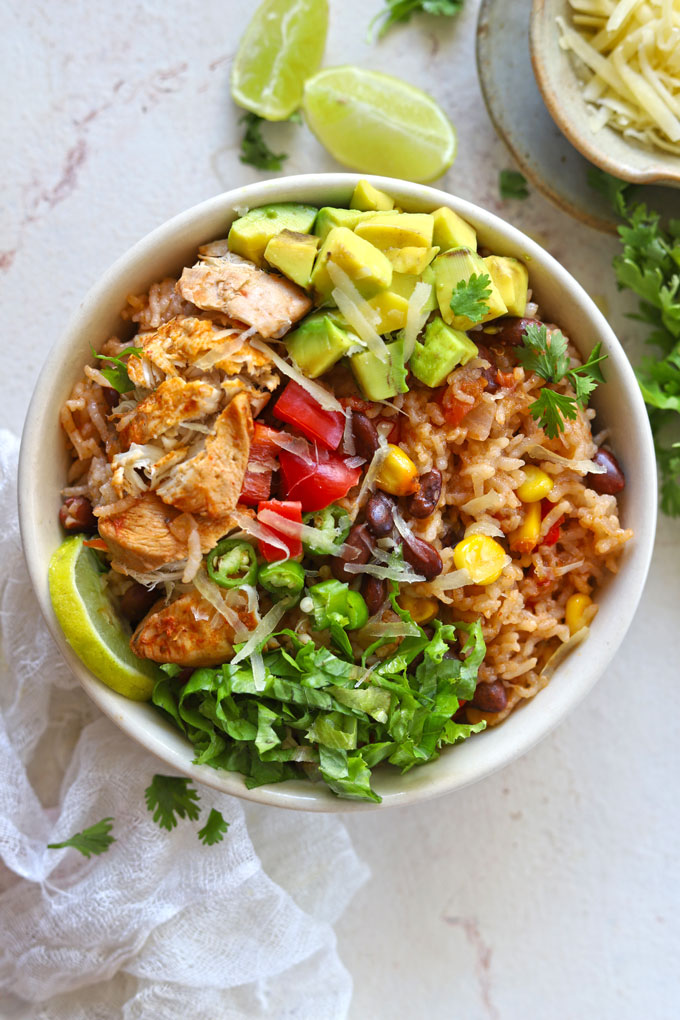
(18, 173, 657, 811)
(531, 0, 680, 186)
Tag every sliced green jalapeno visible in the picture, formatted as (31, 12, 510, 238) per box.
(258, 559, 306, 599)
(302, 504, 352, 556)
(207, 538, 258, 589)
(307, 579, 369, 631)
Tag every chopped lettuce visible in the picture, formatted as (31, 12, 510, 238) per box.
(153, 610, 486, 803)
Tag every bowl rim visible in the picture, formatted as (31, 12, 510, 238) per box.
(530, 0, 680, 187)
(18, 172, 658, 811)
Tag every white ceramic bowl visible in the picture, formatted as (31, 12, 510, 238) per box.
(19, 173, 657, 812)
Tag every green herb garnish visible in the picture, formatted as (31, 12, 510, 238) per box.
(197, 808, 229, 846)
(47, 817, 115, 859)
(589, 169, 680, 514)
(499, 169, 529, 200)
(91, 345, 142, 394)
(516, 323, 607, 439)
(449, 272, 493, 323)
(370, 0, 464, 39)
(239, 112, 289, 171)
(144, 774, 201, 831)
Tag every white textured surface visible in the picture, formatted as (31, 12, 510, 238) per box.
(2, 1, 679, 1017)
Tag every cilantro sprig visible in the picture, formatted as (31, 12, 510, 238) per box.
(370, 0, 464, 39)
(589, 168, 680, 514)
(449, 273, 493, 324)
(499, 169, 529, 200)
(47, 817, 116, 859)
(516, 323, 608, 439)
(144, 774, 201, 831)
(239, 112, 294, 171)
(198, 808, 230, 845)
(91, 345, 142, 394)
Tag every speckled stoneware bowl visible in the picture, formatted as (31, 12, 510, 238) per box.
(531, 0, 680, 186)
(18, 173, 657, 811)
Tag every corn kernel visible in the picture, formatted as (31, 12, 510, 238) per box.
(565, 593, 595, 635)
(453, 534, 507, 585)
(509, 501, 541, 553)
(398, 593, 439, 624)
(517, 465, 554, 503)
(375, 444, 419, 496)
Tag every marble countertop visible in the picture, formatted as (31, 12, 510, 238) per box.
(3, 1, 678, 1016)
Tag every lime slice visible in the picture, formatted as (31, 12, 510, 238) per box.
(302, 66, 457, 182)
(231, 0, 329, 121)
(49, 535, 159, 701)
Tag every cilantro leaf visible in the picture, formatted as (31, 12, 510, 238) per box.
(515, 323, 570, 382)
(370, 0, 464, 39)
(144, 774, 200, 831)
(499, 169, 529, 200)
(528, 388, 579, 439)
(449, 273, 492, 323)
(91, 345, 143, 394)
(47, 817, 115, 859)
(197, 808, 229, 846)
(239, 113, 288, 171)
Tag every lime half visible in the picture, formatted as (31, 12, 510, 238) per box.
(302, 66, 457, 182)
(49, 535, 159, 701)
(231, 0, 329, 121)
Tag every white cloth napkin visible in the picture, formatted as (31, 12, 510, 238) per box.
(0, 430, 369, 1019)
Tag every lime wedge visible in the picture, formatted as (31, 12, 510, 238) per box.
(49, 535, 159, 701)
(231, 0, 329, 121)
(302, 66, 457, 182)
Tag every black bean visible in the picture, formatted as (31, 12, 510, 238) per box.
(102, 387, 119, 410)
(118, 583, 159, 625)
(406, 469, 442, 519)
(331, 523, 373, 582)
(587, 449, 625, 496)
(471, 681, 508, 713)
(352, 411, 379, 461)
(484, 317, 538, 347)
(402, 532, 443, 581)
(365, 491, 395, 537)
(475, 342, 499, 394)
(59, 496, 97, 533)
(362, 575, 387, 616)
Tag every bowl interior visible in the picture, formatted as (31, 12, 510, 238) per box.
(530, 0, 680, 186)
(19, 173, 657, 811)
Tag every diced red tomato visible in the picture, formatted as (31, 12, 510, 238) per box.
(273, 381, 344, 450)
(279, 448, 361, 512)
(239, 423, 281, 506)
(256, 499, 303, 561)
(540, 499, 564, 547)
(439, 377, 486, 427)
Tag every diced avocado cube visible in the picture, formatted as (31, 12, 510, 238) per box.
(228, 203, 318, 266)
(384, 246, 439, 275)
(410, 318, 479, 388)
(350, 180, 395, 212)
(367, 290, 410, 334)
(355, 212, 434, 250)
(389, 267, 438, 312)
(285, 312, 358, 379)
(433, 247, 507, 330)
(310, 226, 393, 301)
(314, 207, 374, 242)
(483, 255, 529, 317)
(264, 230, 320, 288)
(351, 340, 407, 400)
(431, 207, 477, 253)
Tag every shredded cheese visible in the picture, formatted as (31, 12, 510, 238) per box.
(250, 337, 345, 412)
(327, 262, 391, 363)
(401, 281, 433, 362)
(557, 0, 680, 154)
